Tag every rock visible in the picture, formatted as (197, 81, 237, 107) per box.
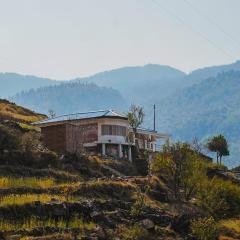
(138, 219, 155, 230)
(93, 226, 106, 240)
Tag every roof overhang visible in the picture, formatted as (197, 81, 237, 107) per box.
(33, 109, 128, 127)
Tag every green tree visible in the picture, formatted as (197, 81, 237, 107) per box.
(151, 141, 207, 200)
(207, 135, 229, 164)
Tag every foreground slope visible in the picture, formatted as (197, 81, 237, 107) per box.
(1, 102, 240, 239)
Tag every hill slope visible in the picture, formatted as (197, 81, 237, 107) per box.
(11, 82, 127, 115)
(186, 60, 240, 83)
(73, 64, 187, 105)
(0, 99, 46, 123)
(156, 71, 240, 168)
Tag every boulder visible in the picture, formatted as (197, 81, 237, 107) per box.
(138, 219, 155, 230)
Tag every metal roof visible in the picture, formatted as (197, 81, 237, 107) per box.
(33, 109, 127, 125)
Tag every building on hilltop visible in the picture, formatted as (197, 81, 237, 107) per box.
(34, 110, 169, 161)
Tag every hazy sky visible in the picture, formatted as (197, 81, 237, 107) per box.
(0, 0, 240, 79)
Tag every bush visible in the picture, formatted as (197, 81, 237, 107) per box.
(115, 224, 149, 240)
(0, 123, 20, 151)
(191, 217, 219, 240)
(197, 177, 240, 219)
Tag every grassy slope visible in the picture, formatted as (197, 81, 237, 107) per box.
(2, 102, 240, 239)
(0, 99, 46, 123)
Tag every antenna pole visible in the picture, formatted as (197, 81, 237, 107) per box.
(153, 104, 156, 131)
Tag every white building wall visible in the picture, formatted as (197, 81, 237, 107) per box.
(97, 118, 129, 144)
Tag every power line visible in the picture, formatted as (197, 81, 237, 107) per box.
(182, 0, 240, 52)
(150, 0, 237, 61)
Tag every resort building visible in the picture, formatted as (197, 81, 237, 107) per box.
(34, 110, 169, 161)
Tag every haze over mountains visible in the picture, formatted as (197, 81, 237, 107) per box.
(2, 60, 240, 167)
(0, 73, 58, 98)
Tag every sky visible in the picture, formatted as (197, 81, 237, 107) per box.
(0, 0, 240, 79)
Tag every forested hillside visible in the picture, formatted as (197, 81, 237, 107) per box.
(186, 60, 240, 83)
(73, 64, 187, 106)
(157, 71, 240, 167)
(11, 82, 126, 115)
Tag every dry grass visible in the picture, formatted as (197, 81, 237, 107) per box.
(20, 233, 76, 240)
(220, 219, 240, 234)
(219, 236, 239, 240)
(0, 216, 96, 231)
(0, 177, 55, 189)
(0, 193, 79, 207)
(73, 179, 136, 199)
(0, 100, 46, 123)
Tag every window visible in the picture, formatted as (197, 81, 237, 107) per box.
(101, 125, 127, 136)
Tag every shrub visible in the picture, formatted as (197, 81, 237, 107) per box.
(151, 142, 209, 201)
(21, 131, 41, 152)
(197, 177, 240, 219)
(0, 123, 20, 151)
(115, 224, 149, 240)
(191, 217, 219, 240)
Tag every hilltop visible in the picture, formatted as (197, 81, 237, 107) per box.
(0, 99, 46, 123)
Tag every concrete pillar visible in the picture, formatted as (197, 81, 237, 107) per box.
(102, 143, 106, 156)
(128, 146, 132, 162)
(118, 144, 123, 158)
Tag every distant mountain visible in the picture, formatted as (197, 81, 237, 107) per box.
(186, 60, 240, 83)
(156, 70, 240, 168)
(73, 64, 187, 105)
(11, 82, 126, 115)
(0, 73, 58, 98)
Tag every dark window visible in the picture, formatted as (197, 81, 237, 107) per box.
(101, 125, 127, 136)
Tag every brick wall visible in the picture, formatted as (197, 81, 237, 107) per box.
(41, 124, 67, 153)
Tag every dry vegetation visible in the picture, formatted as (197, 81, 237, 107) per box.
(0, 177, 55, 189)
(0, 99, 46, 123)
(0, 216, 96, 231)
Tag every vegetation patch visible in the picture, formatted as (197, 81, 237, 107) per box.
(0, 216, 96, 232)
(72, 179, 136, 200)
(0, 177, 55, 189)
(0, 193, 78, 207)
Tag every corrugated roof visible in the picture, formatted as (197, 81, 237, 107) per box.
(33, 109, 127, 125)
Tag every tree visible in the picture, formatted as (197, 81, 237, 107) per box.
(127, 105, 145, 149)
(48, 109, 56, 119)
(151, 141, 208, 200)
(207, 135, 229, 164)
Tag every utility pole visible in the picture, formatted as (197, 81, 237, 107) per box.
(153, 104, 156, 131)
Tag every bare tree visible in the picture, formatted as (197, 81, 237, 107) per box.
(127, 105, 145, 150)
(48, 109, 56, 119)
